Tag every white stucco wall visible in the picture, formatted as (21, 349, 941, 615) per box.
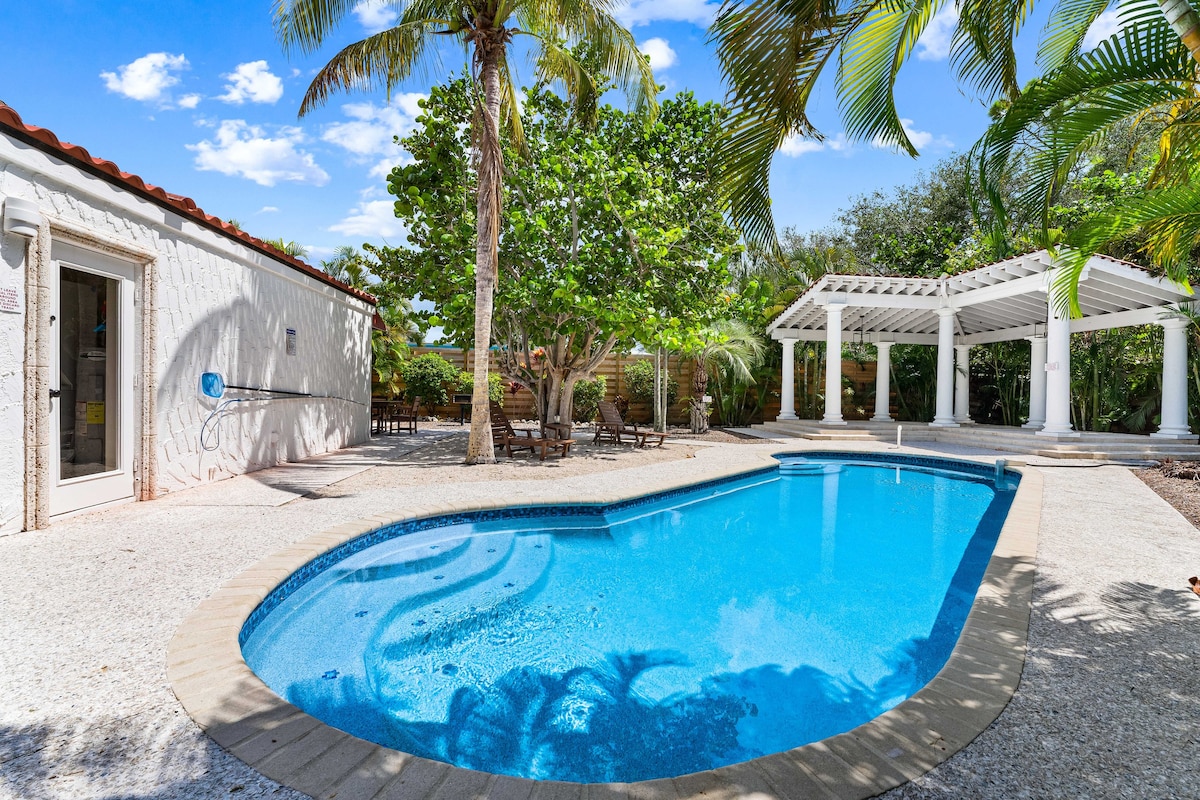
(0, 132, 373, 527)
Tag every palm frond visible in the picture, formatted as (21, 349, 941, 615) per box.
(297, 20, 450, 114)
(838, 0, 948, 155)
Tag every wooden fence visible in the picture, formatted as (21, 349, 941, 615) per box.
(386, 346, 883, 426)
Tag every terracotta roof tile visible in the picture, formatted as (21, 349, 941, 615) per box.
(0, 102, 376, 306)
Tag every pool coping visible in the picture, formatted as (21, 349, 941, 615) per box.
(167, 444, 1042, 800)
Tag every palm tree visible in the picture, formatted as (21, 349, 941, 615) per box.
(711, 0, 1200, 266)
(263, 237, 310, 258)
(322, 245, 371, 288)
(274, 0, 656, 463)
(684, 319, 766, 433)
(974, 1, 1200, 310)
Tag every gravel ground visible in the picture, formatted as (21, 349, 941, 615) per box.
(1, 438, 1199, 799)
(1136, 464, 1200, 530)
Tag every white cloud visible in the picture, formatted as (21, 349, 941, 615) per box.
(257, 206, 280, 214)
(871, 119, 953, 151)
(1083, 9, 1122, 49)
(188, 120, 329, 186)
(322, 94, 425, 157)
(916, 5, 958, 61)
(329, 199, 409, 238)
(779, 132, 850, 157)
(353, 0, 398, 32)
(100, 52, 188, 104)
(218, 61, 284, 105)
(177, 93, 202, 109)
(639, 38, 678, 70)
(617, 0, 718, 27)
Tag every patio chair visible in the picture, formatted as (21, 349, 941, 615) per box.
(388, 396, 420, 435)
(594, 401, 667, 448)
(490, 402, 572, 461)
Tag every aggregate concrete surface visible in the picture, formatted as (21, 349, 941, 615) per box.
(1, 435, 1198, 800)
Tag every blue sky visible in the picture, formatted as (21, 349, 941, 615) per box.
(0, 2, 1120, 265)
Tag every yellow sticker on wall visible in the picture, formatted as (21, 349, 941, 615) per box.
(86, 402, 105, 424)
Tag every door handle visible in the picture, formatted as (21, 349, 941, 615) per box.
(49, 389, 61, 398)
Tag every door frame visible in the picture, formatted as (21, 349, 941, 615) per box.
(49, 241, 137, 517)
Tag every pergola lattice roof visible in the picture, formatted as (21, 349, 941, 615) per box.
(767, 250, 1195, 345)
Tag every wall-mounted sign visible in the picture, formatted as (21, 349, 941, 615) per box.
(1045, 362, 1059, 372)
(0, 285, 20, 314)
(86, 402, 105, 424)
(286, 327, 297, 356)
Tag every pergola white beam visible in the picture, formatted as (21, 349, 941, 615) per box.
(953, 272, 1047, 307)
(770, 328, 939, 345)
(814, 291, 943, 310)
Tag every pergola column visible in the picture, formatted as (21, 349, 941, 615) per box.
(822, 304, 847, 425)
(1022, 335, 1048, 429)
(1038, 295, 1077, 436)
(1153, 316, 1192, 438)
(778, 338, 798, 421)
(930, 307, 959, 427)
(954, 344, 972, 424)
(872, 342, 894, 422)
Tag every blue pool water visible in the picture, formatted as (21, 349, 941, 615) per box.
(241, 454, 1017, 783)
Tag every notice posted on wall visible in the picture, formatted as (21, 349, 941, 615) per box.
(0, 284, 20, 314)
(286, 327, 297, 356)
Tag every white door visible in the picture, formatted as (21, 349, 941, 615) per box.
(49, 242, 136, 516)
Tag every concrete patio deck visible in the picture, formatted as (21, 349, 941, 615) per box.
(1, 433, 1197, 799)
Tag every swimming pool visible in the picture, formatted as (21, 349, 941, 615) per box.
(240, 453, 1018, 783)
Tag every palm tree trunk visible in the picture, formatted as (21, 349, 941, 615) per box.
(465, 43, 504, 464)
(1160, 0, 1200, 64)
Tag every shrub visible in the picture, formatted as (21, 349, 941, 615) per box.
(399, 352, 459, 413)
(456, 370, 505, 405)
(572, 375, 607, 422)
(623, 359, 678, 406)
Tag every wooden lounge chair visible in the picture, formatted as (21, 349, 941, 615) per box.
(594, 401, 667, 448)
(490, 402, 572, 461)
(388, 396, 420, 435)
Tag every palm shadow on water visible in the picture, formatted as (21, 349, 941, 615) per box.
(284, 483, 1018, 784)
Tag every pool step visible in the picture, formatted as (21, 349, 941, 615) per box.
(361, 532, 555, 731)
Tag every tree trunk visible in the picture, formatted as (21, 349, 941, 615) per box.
(1160, 0, 1200, 64)
(465, 43, 504, 464)
(653, 347, 666, 432)
(690, 357, 709, 434)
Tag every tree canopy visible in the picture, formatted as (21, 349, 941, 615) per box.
(373, 78, 740, 424)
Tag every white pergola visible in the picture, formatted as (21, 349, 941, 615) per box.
(767, 250, 1197, 438)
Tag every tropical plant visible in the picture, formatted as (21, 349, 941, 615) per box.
(455, 369, 505, 405)
(263, 237, 309, 258)
(710, 0, 1200, 277)
(274, 0, 656, 463)
(973, 2, 1200, 306)
(623, 359, 678, 409)
(398, 352, 460, 414)
(571, 375, 606, 422)
(322, 245, 372, 288)
(683, 320, 766, 433)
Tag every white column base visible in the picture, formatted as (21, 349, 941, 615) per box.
(820, 417, 848, 426)
(777, 411, 798, 421)
(1151, 429, 1196, 439)
(870, 414, 893, 422)
(1036, 426, 1079, 438)
(928, 420, 960, 428)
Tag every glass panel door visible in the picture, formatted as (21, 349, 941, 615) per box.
(49, 243, 135, 516)
(58, 267, 118, 479)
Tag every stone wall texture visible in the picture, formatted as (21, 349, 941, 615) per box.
(0, 134, 373, 531)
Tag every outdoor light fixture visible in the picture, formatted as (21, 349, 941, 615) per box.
(2, 197, 40, 238)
